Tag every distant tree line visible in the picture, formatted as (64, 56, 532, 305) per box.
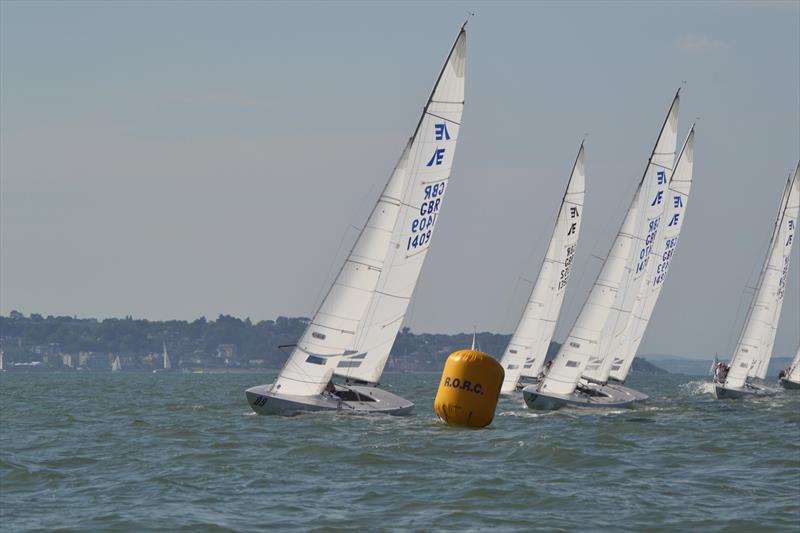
(0, 312, 667, 374)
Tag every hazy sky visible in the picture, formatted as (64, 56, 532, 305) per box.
(1, 1, 799, 359)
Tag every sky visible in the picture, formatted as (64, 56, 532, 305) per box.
(1, 1, 798, 360)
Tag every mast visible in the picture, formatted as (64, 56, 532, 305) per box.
(537, 92, 680, 397)
(499, 142, 586, 393)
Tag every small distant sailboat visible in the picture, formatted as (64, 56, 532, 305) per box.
(498, 143, 585, 394)
(111, 356, 122, 372)
(523, 91, 680, 410)
(154, 342, 171, 373)
(0, 349, 5, 372)
(715, 162, 799, 399)
(246, 23, 467, 415)
(780, 345, 800, 390)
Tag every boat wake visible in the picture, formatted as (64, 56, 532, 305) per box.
(682, 380, 715, 396)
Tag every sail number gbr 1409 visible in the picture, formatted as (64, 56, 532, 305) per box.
(407, 181, 445, 251)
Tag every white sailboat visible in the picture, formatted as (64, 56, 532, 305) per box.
(111, 356, 122, 372)
(716, 162, 799, 399)
(246, 24, 467, 415)
(154, 342, 171, 373)
(780, 345, 800, 390)
(499, 143, 586, 394)
(590, 125, 695, 403)
(523, 91, 680, 410)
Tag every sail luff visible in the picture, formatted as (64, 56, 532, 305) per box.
(609, 126, 695, 382)
(335, 26, 467, 385)
(499, 143, 586, 392)
(725, 162, 799, 388)
(538, 93, 679, 396)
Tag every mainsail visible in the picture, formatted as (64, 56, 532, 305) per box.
(499, 143, 586, 393)
(163, 342, 171, 370)
(609, 127, 695, 382)
(725, 162, 799, 389)
(334, 26, 467, 386)
(538, 92, 680, 397)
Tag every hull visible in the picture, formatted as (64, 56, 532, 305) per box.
(779, 377, 800, 390)
(245, 383, 414, 416)
(714, 382, 780, 399)
(521, 381, 643, 411)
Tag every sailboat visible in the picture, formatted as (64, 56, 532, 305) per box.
(499, 143, 585, 394)
(111, 356, 122, 372)
(780, 345, 800, 390)
(246, 24, 467, 415)
(154, 342, 171, 373)
(523, 91, 680, 410)
(715, 162, 799, 399)
(588, 126, 695, 401)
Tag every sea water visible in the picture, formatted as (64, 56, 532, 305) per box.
(1, 373, 798, 532)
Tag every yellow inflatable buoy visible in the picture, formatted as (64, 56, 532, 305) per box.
(434, 349, 504, 428)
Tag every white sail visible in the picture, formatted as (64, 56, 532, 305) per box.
(112, 356, 122, 372)
(726, 163, 799, 388)
(271, 144, 411, 396)
(609, 127, 695, 382)
(580, 93, 679, 384)
(499, 143, 585, 393)
(788, 345, 800, 382)
(334, 27, 467, 385)
(163, 342, 171, 370)
(538, 92, 680, 396)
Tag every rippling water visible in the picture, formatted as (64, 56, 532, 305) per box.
(1, 372, 798, 532)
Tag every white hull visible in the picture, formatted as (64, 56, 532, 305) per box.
(246, 383, 414, 416)
(714, 382, 780, 399)
(522, 381, 646, 411)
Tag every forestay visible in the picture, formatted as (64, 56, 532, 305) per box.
(538, 92, 680, 397)
(581, 92, 680, 384)
(726, 163, 799, 388)
(609, 127, 695, 382)
(499, 144, 586, 393)
(271, 145, 411, 396)
(334, 26, 467, 386)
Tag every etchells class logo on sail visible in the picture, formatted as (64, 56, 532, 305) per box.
(407, 122, 452, 252)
